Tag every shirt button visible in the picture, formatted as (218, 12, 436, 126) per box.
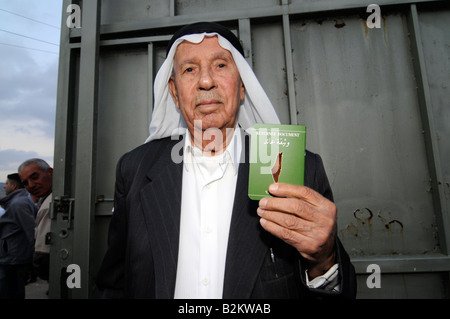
(205, 226, 212, 234)
(202, 277, 210, 286)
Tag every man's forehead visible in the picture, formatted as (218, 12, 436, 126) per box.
(20, 163, 41, 176)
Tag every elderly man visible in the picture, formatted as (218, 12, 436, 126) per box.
(18, 158, 53, 282)
(0, 173, 36, 298)
(96, 22, 356, 299)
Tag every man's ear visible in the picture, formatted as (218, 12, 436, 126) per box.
(240, 80, 245, 102)
(168, 76, 180, 109)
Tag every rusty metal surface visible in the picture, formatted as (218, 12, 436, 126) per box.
(287, 12, 440, 258)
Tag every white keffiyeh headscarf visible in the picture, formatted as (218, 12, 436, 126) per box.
(144, 24, 280, 143)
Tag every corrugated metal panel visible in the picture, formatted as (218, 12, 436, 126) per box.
(51, 0, 450, 298)
(291, 12, 438, 255)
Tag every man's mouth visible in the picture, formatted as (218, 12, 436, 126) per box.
(30, 187, 41, 196)
(196, 100, 221, 108)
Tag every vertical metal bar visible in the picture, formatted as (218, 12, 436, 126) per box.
(49, 0, 74, 299)
(53, 2, 72, 193)
(71, 0, 101, 298)
(281, 0, 298, 125)
(407, 4, 450, 254)
(238, 18, 253, 67)
(169, 0, 176, 17)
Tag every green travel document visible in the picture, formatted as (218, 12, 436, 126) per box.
(248, 124, 306, 200)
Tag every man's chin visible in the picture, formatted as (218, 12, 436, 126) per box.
(32, 191, 45, 198)
(192, 116, 236, 131)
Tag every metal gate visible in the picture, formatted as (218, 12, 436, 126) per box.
(51, 0, 450, 298)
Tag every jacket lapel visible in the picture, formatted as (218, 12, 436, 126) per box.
(140, 138, 183, 298)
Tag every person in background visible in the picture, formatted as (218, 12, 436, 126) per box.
(18, 159, 53, 282)
(0, 173, 37, 299)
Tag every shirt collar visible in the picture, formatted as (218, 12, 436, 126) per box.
(183, 126, 242, 175)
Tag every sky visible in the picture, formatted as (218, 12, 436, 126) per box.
(0, 0, 62, 183)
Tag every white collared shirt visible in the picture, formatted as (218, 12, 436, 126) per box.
(174, 128, 241, 299)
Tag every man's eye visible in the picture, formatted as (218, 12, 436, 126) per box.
(218, 64, 226, 69)
(184, 67, 194, 73)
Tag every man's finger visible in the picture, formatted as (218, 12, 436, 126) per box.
(268, 183, 325, 206)
(257, 207, 315, 234)
(259, 217, 319, 257)
(259, 197, 316, 221)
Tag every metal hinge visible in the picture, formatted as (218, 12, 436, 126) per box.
(52, 195, 75, 229)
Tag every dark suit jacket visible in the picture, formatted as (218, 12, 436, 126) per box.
(95, 133, 356, 299)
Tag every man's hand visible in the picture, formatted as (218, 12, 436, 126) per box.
(257, 183, 337, 279)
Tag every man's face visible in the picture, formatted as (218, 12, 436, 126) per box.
(3, 179, 15, 196)
(19, 163, 53, 198)
(169, 36, 245, 137)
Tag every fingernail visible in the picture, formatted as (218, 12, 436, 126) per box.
(259, 197, 268, 208)
(269, 183, 278, 193)
(257, 208, 264, 216)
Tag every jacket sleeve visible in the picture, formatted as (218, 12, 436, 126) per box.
(298, 151, 357, 299)
(94, 154, 129, 298)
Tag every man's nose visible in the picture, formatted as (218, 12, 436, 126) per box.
(198, 68, 215, 90)
(27, 180, 36, 189)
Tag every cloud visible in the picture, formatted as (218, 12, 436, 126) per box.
(0, 45, 57, 181)
(0, 148, 53, 183)
(0, 48, 58, 139)
(0, 0, 61, 182)
(0, 148, 51, 168)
